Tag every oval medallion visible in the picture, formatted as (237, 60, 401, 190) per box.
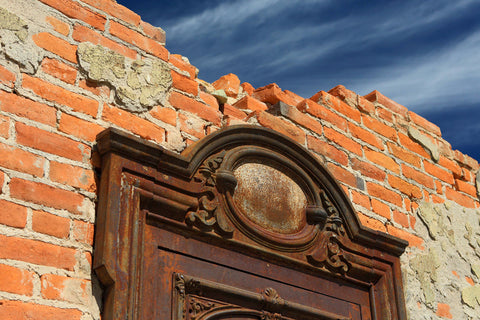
(232, 162, 307, 234)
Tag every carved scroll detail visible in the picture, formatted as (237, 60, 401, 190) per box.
(186, 151, 233, 236)
(307, 190, 350, 274)
(188, 297, 217, 319)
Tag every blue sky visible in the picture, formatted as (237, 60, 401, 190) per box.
(118, 0, 480, 161)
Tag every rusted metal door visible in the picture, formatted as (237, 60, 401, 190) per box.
(94, 126, 408, 319)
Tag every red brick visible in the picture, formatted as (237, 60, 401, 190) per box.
(241, 82, 255, 96)
(150, 106, 177, 126)
(103, 104, 165, 143)
(455, 180, 477, 197)
(0, 143, 45, 176)
(357, 95, 375, 114)
(297, 99, 347, 131)
(169, 54, 196, 79)
(0, 300, 82, 320)
(465, 276, 475, 286)
(402, 164, 435, 189)
(388, 175, 422, 199)
(0, 91, 56, 126)
(436, 303, 452, 319)
(0, 264, 34, 295)
(81, 0, 141, 26)
(233, 96, 268, 111)
(0, 170, 4, 191)
(273, 103, 323, 135)
(50, 161, 96, 192)
(10, 178, 87, 215)
(324, 127, 362, 156)
(199, 91, 219, 110)
(72, 220, 94, 245)
(178, 113, 205, 139)
(41, 58, 77, 84)
(109, 21, 168, 61)
(0, 114, 9, 139)
(438, 156, 462, 178)
(410, 215, 417, 229)
(376, 107, 394, 122)
(223, 103, 247, 120)
(16, 122, 90, 161)
(351, 190, 371, 210)
(364, 147, 400, 174)
(393, 210, 410, 228)
(172, 71, 198, 96)
(140, 20, 166, 42)
(348, 122, 384, 149)
(32, 210, 70, 238)
(364, 90, 408, 117)
(78, 79, 110, 97)
(255, 111, 306, 145)
(283, 90, 304, 106)
(0, 65, 16, 88)
(253, 83, 298, 106)
(169, 92, 221, 125)
(311, 90, 361, 123)
(41, 274, 89, 303)
(367, 181, 403, 207)
(307, 135, 348, 166)
(32, 32, 77, 63)
(371, 199, 391, 219)
(0, 200, 27, 229)
(386, 225, 424, 248)
(45, 16, 69, 36)
(327, 163, 357, 187)
(213, 73, 240, 97)
(362, 114, 397, 141)
(351, 158, 386, 181)
(39, 0, 106, 30)
(408, 111, 441, 137)
(0, 234, 76, 270)
(327, 85, 358, 109)
(22, 74, 98, 116)
(357, 212, 386, 232)
(445, 186, 476, 208)
(423, 160, 454, 185)
(387, 142, 421, 167)
(59, 113, 104, 142)
(398, 133, 430, 158)
(72, 24, 137, 59)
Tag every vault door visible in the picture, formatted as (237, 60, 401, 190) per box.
(94, 126, 408, 320)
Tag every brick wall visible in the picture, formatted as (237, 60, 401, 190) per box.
(0, 0, 479, 319)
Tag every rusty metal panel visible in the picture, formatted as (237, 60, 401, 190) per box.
(94, 126, 408, 320)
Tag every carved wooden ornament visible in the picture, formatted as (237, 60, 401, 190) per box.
(94, 125, 408, 319)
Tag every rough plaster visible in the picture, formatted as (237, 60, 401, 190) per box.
(408, 126, 440, 162)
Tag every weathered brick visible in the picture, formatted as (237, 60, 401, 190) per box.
(213, 73, 240, 97)
(0, 65, 16, 88)
(367, 181, 403, 207)
(45, 16, 69, 36)
(103, 104, 165, 143)
(81, 0, 141, 26)
(149, 106, 177, 126)
(311, 90, 361, 123)
(307, 135, 348, 166)
(393, 210, 410, 228)
(0, 114, 9, 139)
(0, 264, 34, 296)
(140, 20, 166, 42)
(16, 122, 91, 162)
(0, 234, 76, 270)
(386, 225, 424, 248)
(41, 58, 77, 84)
(388, 174, 422, 199)
(324, 127, 362, 155)
(351, 158, 386, 181)
(398, 133, 430, 158)
(50, 161, 96, 192)
(178, 113, 205, 139)
(199, 91, 219, 110)
(371, 199, 391, 219)
(445, 186, 476, 208)
(455, 179, 477, 197)
(436, 303, 452, 319)
(169, 92, 221, 125)
(255, 111, 306, 145)
(297, 99, 347, 131)
(39, 0, 106, 30)
(357, 212, 386, 232)
(351, 190, 371, 210)
(327, 162, 357, 188)
(376, 107, 394, 122)
(364, 147, 400, 174)
(283, 90, 304, 106)
(408, 111, 441, 137)
(59, 113, 104, 142)
(0, 143, 45, 177)
(0, 200, 27, 229)
(223, 103, 248, 120)
(241, 82, 255, 96)
(32, 32, 77, 63)
(41, 274, 90, 303)
(270, 102, 322, 135)
(109, 21, 168, 61)
(10, 178, 86, 215)
(0, 300, 82, 320)
(438, 156, 462, 178)
(387, 142, 421, 167)
(22, 74, 98, 116)
(32, 210, 70, 238)
(172, 71, 198, 96)
(78, 79, 110, 97)
(253, 83, 298, 106)
(169, 54, 196, 79)
(362, 114, 397, 141)
(364, 90, 408, 117)
(402, 164, 435, 189)
(423, 160, 454, 185)
(72, 220, 94, 245)
(233, 96, 268, 112)
(0, 90, 56, 126)
(348, 122, 384, 150)
(327, 85, 358, 109)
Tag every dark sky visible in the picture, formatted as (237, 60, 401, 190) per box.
(118, 0, 480, 161)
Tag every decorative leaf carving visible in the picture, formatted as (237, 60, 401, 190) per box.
(188, 297, 217, 319)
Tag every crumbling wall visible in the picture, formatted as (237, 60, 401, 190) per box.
(0, 0, 478, 319)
